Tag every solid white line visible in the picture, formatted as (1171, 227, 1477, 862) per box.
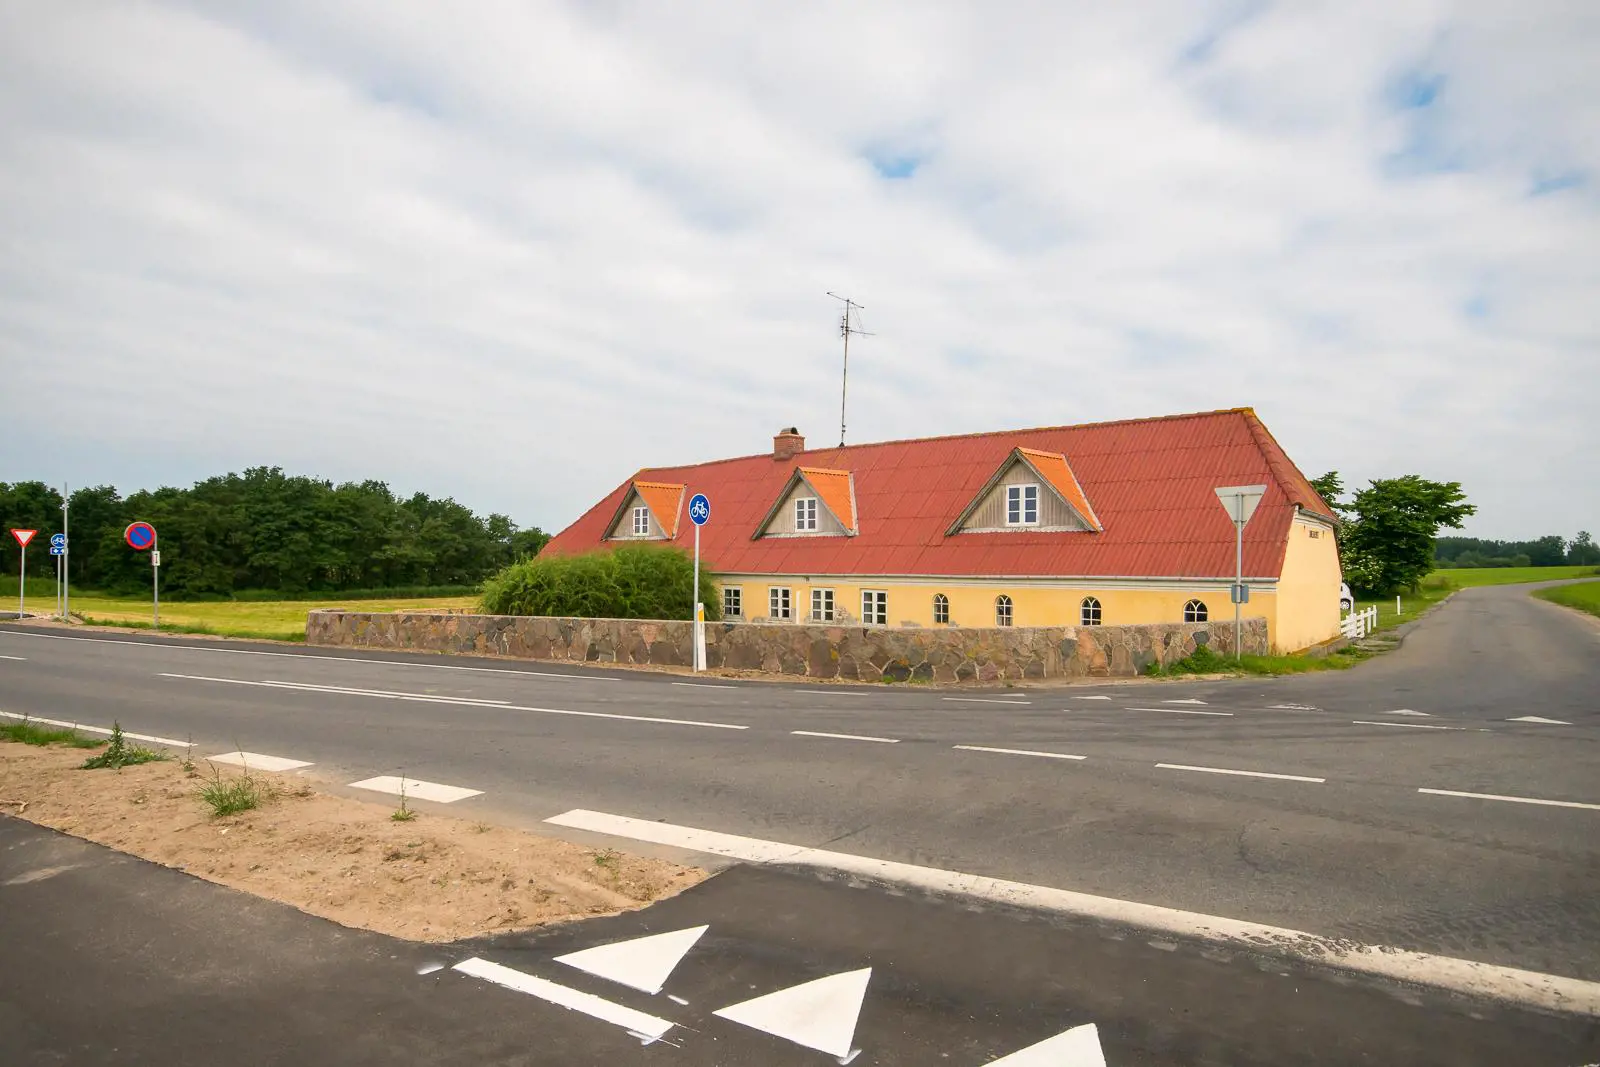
(0, 630, 618, 680)
(1351, 720, 1458, 731)
(453, 958, 673, 1040)
(0, 710, 186, 748)
(159, 673, 748, 731)
(791, 730, 900, 744)
(670, 681, 739, 690)
(1418, 788, 1600, 812)
(349, 775, 483, 804)
(953, 745, 1087, 761)
(0, 654, 25, 661)
(544, 808, 1600, 1016)
(1125, 707, 1234, 717)
(206, 751, 313, 772)
(1156, 763, 1325, 783)
(793, 690, 876, 697)
(941, 697, 1032, 705)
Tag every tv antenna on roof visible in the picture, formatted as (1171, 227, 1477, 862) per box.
(826, 292, 872, 447)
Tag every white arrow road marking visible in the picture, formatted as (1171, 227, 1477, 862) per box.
(554, 925, 708, 994)
(348, 776, 482, 803)
(1387, 709, 1431, 716)
(982, 1023, 1106, 1066)
(452, 958, 674, 1042)
(1162, 698, 1208, 705)
(1508, 716, 1573, 725)
(206, 751, 313, 772)
(712, 968, 871, 1058)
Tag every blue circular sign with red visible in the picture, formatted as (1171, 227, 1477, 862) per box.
(124, 522, 156, 550)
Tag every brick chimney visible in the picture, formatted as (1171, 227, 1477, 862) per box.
(773, 427, 805, 460)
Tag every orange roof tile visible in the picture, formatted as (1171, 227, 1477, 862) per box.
(797, 467, 857, 533)
(1014, 448, 1103, 531)
(632, 481, 685, 538)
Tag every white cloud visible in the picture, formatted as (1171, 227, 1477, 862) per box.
(0, 0, 1594, 538)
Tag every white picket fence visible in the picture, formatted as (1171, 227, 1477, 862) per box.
(1340, 605, 1378, 640)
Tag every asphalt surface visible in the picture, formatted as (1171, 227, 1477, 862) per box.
(3, 817, 1595, 1066)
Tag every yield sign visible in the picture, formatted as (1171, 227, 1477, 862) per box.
(1213, 484, 1267, 527)
(9, 529, 36, 548)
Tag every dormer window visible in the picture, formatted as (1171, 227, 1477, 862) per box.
(1006, 484, 1039, 526)
(632, 506, 651, 536)
(794, 497, 819, 532)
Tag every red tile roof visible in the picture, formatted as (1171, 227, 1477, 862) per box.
(545, 408, 1334, 580)
(631, 481, 685, 538)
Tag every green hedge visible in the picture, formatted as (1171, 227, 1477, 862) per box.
(479, 545, 721, 621)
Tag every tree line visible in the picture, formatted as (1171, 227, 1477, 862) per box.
(1435, 533, 1598, 569)
(0, 470, 549, 599)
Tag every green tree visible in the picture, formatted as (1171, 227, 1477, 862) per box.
(1307, 471, 1347, 520)
(1341, 476, 1476, 595)
(1570, 531, 1600, 566)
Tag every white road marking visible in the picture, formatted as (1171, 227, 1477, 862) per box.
(1266, 704, 1319, 711)
(546, 808, 1600, 1015)
(712, 968, 871, 1058)
(1387, 709, 1431, 716)
(554, 925, 708, 995)
(941, 697, 1032, 705)
(206, 751, 313, 772)
(0, 710, 186, 748)
(0, 630, 618, 680)
(1125, 706, 1234, 717)
(1418, 788, 1600, 812)
(452, 958, 674, 1041)
(348, 776, 482, 804)
(791, 730, 900, 744)
(953, 745, 1087, 761)
(984, 1023, 1107, 1067)
(1162, 698, 1208, 705)
(1508, 716, 1573, 725)
(1350, 720, 1458, 731)
(670, 681, 739, 690)
(218, 678, 513, 704)
(0, 654, 25, 661)
(1155, 763, 1325, 783)
(159, 673, 747, 731)
(792, 689, 875, 697)
(1070, 695, 1113, 700)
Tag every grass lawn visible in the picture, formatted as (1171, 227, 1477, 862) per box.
(1432, 564, 1600, 588)
(1534, 579, 1600, 619)
(65, 594, 479, 641)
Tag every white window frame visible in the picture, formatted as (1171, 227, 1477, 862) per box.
(811, 588, 835, 622)
(1184, 599, 1208, 623)
(861, 590, 887, 626)
(995, 594, 1014, 627)
(769, 586, 792, 621)
(1006, 483, 1040, 526)
(794, 496, 819, 532)
(723, 586, 742, 619)
(631, 505, 652, 536)
(933, 593, 949, 625)
(1081, 596, 1102, 626)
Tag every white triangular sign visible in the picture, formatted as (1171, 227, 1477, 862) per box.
(712, 967, 871, 1058)
(10, 529, 36, 547)
(554, 925, 708, 994)
(983, 1023, 1107, 1066)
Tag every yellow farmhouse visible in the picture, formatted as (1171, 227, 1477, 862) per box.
(544, 408, 1344, 653)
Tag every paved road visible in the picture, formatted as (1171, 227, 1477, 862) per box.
(4, 818, 1595, 1066)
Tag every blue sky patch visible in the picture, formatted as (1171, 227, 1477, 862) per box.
(1530, 171, 1586, 196)
(868, 153, 922, 180)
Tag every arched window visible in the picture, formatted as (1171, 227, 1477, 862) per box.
(995, 594, 1014, 627)
(933, 593, 950, 625)
(1081, 596, 1102, 626)
(1183, 599, 1208, 623)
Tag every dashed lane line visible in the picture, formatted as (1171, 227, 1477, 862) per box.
(791, 730, 900, 744)
(1418, 788, 1600, 812)
(545, 808, 1600, 1016)
(670, 681, 740, 690)
(1155, 763, 1325, 784)
(206, 751, 313, 772)
(0, 709, 186, 748)
(349, 776, 483, 804)
(158, 673, 748, 731)
(1125, 706, 1234, 717)
(0, 629, 618, 680)
(0, 654, 25, 661)
(941, 697, 1032, 705)
(791, 689, 877, 697)
(952, 745, 1087, 761)
(1350, 720, 1460, 731)
(452, 958, 674, 1041)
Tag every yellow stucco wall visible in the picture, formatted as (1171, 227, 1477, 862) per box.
(713, 575, 1274, 639)
(1272, 514, 1342, 652)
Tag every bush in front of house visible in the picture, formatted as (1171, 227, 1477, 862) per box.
(479, 544, 723, 622)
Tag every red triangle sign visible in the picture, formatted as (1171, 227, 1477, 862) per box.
(10, 529, 37, 547)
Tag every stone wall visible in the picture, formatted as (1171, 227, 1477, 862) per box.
(306, 610, 1269, 682)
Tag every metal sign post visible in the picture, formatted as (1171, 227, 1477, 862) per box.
(688, 493, 711, 672)
(1213, 485, 1266, 660)
(125, 522, 159, 629)
(9, 529, 36, 619)
(61, 485, 69, 623)
(50, 533, 66, 620)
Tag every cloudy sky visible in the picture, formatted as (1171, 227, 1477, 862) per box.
(1, 1, 1594, 539)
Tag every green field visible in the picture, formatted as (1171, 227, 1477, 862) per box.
(1534, 579, 1600, 619)
(63, 594, 479, 641)
(1433, 565, 1600, 588)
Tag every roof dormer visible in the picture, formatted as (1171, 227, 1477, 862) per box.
(754, 467, 858, 539)
(605, 481, 686, 541)
(947, 448, 1101, 534)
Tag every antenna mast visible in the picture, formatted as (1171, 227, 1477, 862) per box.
(826, 292, 872, 447)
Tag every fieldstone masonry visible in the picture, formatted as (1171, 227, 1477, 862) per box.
(306, 610, 1269, 682)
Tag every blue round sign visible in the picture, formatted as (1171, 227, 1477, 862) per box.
(50, 533, 66, 549)
(124, 522, 156, 550)
(688, 493, 711, 527)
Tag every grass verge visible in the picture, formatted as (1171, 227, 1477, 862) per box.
(0, 719, 106, 749)
(55, 593, 476, 641)
(199, 766, 270, 816)
(1534, 579, 1600, 619)
(1432, 564, 1600, 588)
